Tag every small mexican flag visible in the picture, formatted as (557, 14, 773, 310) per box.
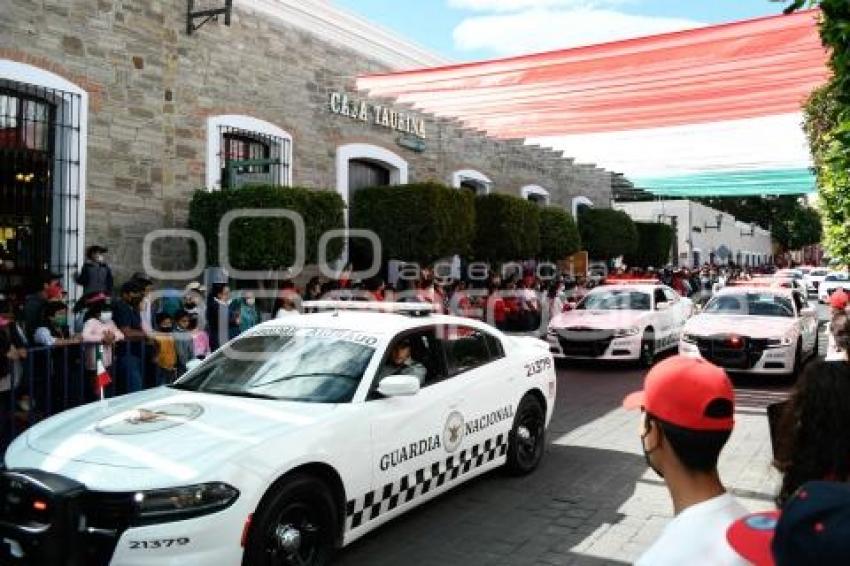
(95, 345, 112, 399)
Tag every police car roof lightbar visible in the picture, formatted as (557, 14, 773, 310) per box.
(303, 301, 438, 316)
(602, 279, 660, 286)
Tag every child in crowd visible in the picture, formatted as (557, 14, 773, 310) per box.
(153, 312, 177, 384)
(173, 310, 196, 377)
(81, 294, 124, 398)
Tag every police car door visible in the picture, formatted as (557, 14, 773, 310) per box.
(358, 327, 470, 533)
(438, 324, 514, 473)
(793, 291, 818, 353)
(653, 288, 676, 350)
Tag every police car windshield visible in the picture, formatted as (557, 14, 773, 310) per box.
(172, 327, 376, 403)
(577, 290, 651, 311)
(703, 293, 794, 318)
(826, 273, 849, 281)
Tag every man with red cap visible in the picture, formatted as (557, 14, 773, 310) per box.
(826, 288, 849, 361)
(623, 355, 749, 565)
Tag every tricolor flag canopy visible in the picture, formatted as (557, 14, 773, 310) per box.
(358, 10, 829, 197)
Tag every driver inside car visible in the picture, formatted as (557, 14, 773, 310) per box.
(380, 338, 427, 384)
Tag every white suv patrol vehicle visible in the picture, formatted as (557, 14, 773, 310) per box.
(0, 302, 555, 566)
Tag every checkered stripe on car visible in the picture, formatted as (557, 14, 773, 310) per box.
(345, 433, 509, 531)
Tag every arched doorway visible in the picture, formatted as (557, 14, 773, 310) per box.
(335, 144, 408, 271)
(572, 196, 594, 218)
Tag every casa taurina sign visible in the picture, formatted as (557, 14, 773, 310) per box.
(329, 91, 426, 139)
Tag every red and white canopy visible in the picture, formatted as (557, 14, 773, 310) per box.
(358, 10, 829, 196)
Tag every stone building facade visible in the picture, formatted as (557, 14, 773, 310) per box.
(0, 0, 614, 291)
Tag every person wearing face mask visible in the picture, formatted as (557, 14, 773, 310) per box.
(623, 356, 748, 566)
(182, 281, 206, 330)
(113, 280, 147, 393)
(23, 272, 62, 341)
(81, 293, 123, 399)
(76, 245, 113, 296)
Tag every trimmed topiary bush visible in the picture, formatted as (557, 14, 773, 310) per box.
(624, 222, 675, 268)
(188, 185, 345, 270)
(539, 206, 582, 261)
(473, 193, 541, 262)
(578, 208, 638, 261)
(350, 182, 476, 264)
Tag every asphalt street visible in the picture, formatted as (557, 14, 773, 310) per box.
(335, 304, 831, 566)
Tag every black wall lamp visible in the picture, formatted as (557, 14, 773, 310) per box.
(188, 0, 232, 35)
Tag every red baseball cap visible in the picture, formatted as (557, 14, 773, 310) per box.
(829, 288, 848, 310)
(623, 355, 735, 431)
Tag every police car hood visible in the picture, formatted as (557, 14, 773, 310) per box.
(12, 386, 336, 473)
(686, 314, 797, 338)
(550, 309, 649, 330)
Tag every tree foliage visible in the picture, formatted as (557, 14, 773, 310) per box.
(188, 185, 345, 270)
(350, 183, 476, 264)
(695, 196, 821, 250)
(783, 0, 850, 262)
(578, 208, 638, 260)
(473, 193, 541, 262)
(624, 222, 675, 268)
(539, 206, 582, 261)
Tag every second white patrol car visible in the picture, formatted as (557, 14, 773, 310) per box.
(817, 271, 849, 303)
(547, 281, 693, 366)
(0, 302, 555, 566)
(680, 285, 819, 376)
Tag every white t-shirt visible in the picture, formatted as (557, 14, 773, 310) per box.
(636, 493, 750, 566)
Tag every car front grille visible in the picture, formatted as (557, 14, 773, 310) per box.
(0, 470, 131, 566)
(557, 328, 615, 357)
(696, 336, 768, 370)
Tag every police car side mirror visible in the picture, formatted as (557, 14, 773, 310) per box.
(378, 374, 420, 397)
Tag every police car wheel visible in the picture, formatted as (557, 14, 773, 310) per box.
(506, 394, 545, 476)
(244, 474, 337, 566)
(639, 331, 655, 368)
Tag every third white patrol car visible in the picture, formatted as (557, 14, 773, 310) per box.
(680, 285, 819, 376)
(0, 302, 555, 566)
(547, 281, 693, 366)
(817, 271, 850, 303)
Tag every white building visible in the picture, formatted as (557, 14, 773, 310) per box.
(614, 200, 774, 268)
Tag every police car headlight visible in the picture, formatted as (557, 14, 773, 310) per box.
(614, 327, 640, 337)
(134, 482, 239, 524)
(766, 336, 794, 349)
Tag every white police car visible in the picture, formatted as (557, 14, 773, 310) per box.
(680, 285, 819, 376)
(817, 272, 849, 304)
(546, 281, 693, 367)
(0, 302, 556, 566)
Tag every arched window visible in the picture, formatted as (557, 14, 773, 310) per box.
(572, 196, 594, 218)
(452, 169, 491, 196)
(0, 60, 88, 301)
(206, 115, 293, 190)
(521, 184, 550, 206)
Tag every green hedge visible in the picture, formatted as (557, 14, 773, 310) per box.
(539, 206, 582, 261)
(579, 208, 638, 261)
(473, 193, 541, 262)
(624, 222, 674, 268)
(188, 185, 345, 270)
(350, 183, 476, 264)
